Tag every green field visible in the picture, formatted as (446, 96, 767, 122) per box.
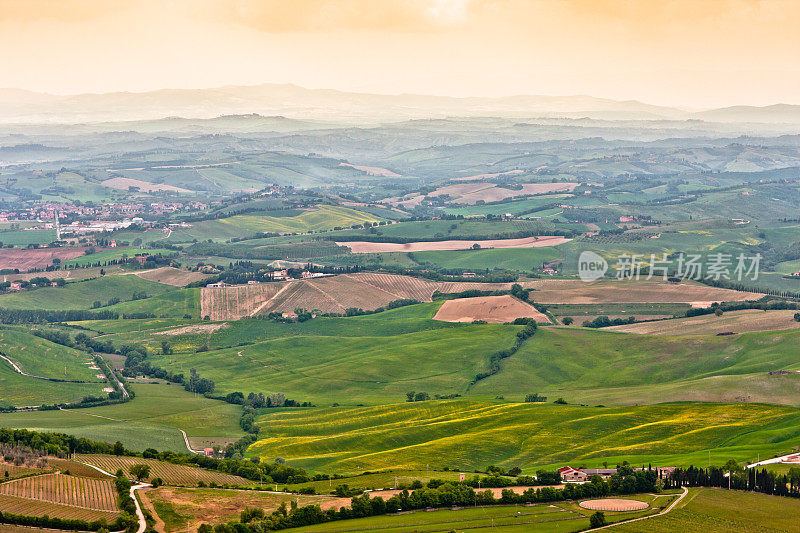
(106, 287, 201, 318)
(614, 487, 800, 532)
(76, 303, 800, 408)
(409, 246, 564, 271)
(0, 382, 243, 451)
(287, 503, 593, 533)
(61, 247, 176, 268)
(165, 205, 383, 242)
(249, 400, 800, 474)
(470, 327, 800, 406)
(440, 194, 573, 216)
(0, 328, 99, 381)
(0, 328, 109, 408)
(146, 314, 521, 404)
(0, 229, 57, 247)
(0, 275, 174, 310)
(0, 364, 108, 408)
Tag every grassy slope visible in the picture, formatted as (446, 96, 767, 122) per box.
(0, 365, 106, 408)
(0, 328, 108, 408)
(0, 275, 173, 310)
(94, 302, 458, 353)
(409, 246, 564, 271)
(0, 382, 243, 452)
(147, 323, 520, 405)
(81, 305, 800, 408)
(469, 327, 800, 406)
(166, 205, 383, 242)
(106, 288, 201, 318)
(249, 400, 800, 474)
(0, 329, 99, 381)
(614, 487, 800, 532)
(61, 248, 176, 268)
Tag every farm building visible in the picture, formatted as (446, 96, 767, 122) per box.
(559, 465, 676, 482)
(557, 466, 586, 482)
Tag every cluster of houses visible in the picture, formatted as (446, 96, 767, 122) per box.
(557, 465, 676, 482)
(206, 270, 330, 288)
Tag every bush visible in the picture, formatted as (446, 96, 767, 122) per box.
(589, 511, 606, 528)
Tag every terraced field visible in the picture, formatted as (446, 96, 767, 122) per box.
(135, 266, 210, 287)
(249, 401, 800, 474)
(0, 493, 120, 523)
(75, 455, 251, 487)
(0, 473, 118, 511)
(201, 275, 764, 321)
(0, 462, 45, 481)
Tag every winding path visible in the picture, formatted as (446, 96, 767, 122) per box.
(78, 461, 149, 533)
(179, 429, 201, 454)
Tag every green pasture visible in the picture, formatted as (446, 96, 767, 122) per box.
(0, 382, 243, 452)
(61, 248, 176, 268)
(249, 400, 800, 474)
(409, 246, 564, 271)
(0, 328, 99, 381)
(0, 275, 173, 310)
(106, 287, 201, 318)
(470, 327, 800, 406)
(165, 205, 383, 242)
(614, 487, 800, 532)
(0, 229, 57, 247)
(287, 503, 592, 533)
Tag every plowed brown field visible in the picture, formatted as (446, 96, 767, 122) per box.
(433, 295, 550, 324)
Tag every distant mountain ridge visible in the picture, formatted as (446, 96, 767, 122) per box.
(0, 84, 798, 125)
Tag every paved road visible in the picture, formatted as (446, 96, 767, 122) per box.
(747, 453, 800, 468)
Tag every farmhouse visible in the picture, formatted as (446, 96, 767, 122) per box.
(557, 466, 587, 482)
(559, 465, 677, 482)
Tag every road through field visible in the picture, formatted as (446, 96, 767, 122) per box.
(596, 487, 688, 530)
(78, 461, 149, 533)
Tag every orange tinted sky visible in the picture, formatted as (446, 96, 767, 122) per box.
(1, 0, 798, 107)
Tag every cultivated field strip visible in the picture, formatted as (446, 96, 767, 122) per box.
(0, 462, 44, 481)
(0, 473, 118, 511)
(75, 455, 251, 487)
(201, 273, 519, 320)
(0, 494, 120, 522)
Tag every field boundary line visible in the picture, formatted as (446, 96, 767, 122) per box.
(249, 281, 292, 316)
(593, 486, 688, 530)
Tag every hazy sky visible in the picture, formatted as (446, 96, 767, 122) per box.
(1, 0, 798, 108)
